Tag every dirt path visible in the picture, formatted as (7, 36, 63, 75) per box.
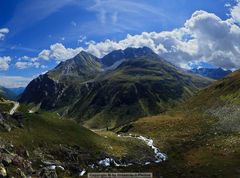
(9, 101, 20, 115)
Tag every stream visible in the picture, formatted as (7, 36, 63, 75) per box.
(79, 134, 167, 176)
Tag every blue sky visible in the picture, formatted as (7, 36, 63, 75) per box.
(0, 0, 239, 87)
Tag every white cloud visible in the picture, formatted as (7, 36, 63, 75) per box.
(230, 0, 240, 23)
(15, 61, 46, 69)
(37, 43, 83, 61)
(38, 50, 51, 60)
(83, 10, 240, 69)
(78, 35, 87, 45)
(0, 28, 9, 40)
(18, 56, 38, 62)
(225, 3, 231, 8)
(0, 76, 33, 88)
(0, 56, 11, 71)
(13, 43, 83, 69)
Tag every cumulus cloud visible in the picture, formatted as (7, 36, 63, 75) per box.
(184, 10, 240, 69)
(83, 10, 240, 69)
(0, 28, 9, 40)
(230, 0, 240, 23)
(15, 43, 83, 69)
(38, 43, 83, 61)
(0, 56, 11, 71)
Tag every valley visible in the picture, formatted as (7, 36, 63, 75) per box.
(2, 1, 240, 177)
(0, 48, 239, 178)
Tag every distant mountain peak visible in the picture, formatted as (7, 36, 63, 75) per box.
(0, 86, 17, 100)
(46, 50, 102, 82)
(124, 46, 155, 54)
(78, 50, 96, 58)
(101, 46, 159, 67)
(189, 67, 232, 80)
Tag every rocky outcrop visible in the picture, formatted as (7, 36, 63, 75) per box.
(0, 112, 25, 132)
(0, 140, 34, 177)
(19, 74, 65, 109)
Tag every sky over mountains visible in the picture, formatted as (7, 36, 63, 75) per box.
(0, 0, 239, 87)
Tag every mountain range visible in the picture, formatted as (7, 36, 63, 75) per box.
(0, 86, 17, 100)
(19, 47, 212, 129)
(189, 67, 232, 80)
(8, 87, 25, 96)
(1, 47, 239, 177)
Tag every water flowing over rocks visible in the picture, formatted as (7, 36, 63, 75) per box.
(118, 134, 167, 164)
(78, 134, 167, 176)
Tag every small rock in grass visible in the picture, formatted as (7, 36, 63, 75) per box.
(0, 164, 7, 177)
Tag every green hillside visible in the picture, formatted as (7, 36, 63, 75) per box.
(113, 70, 240, 177)
(69, 56, 212, 129)
(0, 105, 156, 177)
(187, 69, 240, 132)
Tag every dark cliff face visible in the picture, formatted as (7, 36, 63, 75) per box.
(20, 51, 103, 110)
(19, 74, 64, 109)
(190, 68, 232, 80)
(19, 47, 212, 128)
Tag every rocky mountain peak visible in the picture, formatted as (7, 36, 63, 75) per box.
(101, 46, 159, 67)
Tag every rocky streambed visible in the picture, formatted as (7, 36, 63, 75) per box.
(78, 134, 167, 176)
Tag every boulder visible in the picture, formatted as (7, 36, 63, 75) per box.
(39, 167, 58, 178)
(1, 153, 13, 166)
(0, 164, 7, 177)
(13, 112, 24, 123)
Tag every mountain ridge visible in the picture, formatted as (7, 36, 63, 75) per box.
(19, 47, 212, 128)
(189, 67, 232, 80)
(0, 86, 17, 100)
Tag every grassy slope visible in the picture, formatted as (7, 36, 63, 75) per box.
(69, 58, 212, 129)
(188, 70, 240, 108)
(117, 110, 240, 178)
(0, 105, 156, 177)
(3, 71, 237, 177)
(0, 112, 102, 150)
(112, 71, 240, 177)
